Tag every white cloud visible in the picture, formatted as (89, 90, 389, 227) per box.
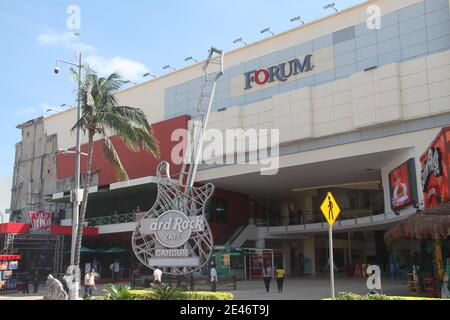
(37, 31, 149, 83)
(85, 55, 150, 82)
(37, 31, 96, 53)
(15, 107, 37, 116)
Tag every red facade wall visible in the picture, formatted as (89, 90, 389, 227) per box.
(420, 127, 450, 208)
(56, 115, 189, 185)
(209, 188, 251, 243)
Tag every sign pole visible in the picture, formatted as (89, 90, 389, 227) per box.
(329, 224, 335, 299)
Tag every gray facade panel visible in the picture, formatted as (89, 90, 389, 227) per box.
(425, 6, 450, 27)
(313, 34, 333, 50)
(381, 11, 399, 27)
(427, 20, 450, 41)
(334, 51, 357, 68)
(356, 31, 377, 49)
(332, 26, 356, 45)
(377, 24, 400, 43)
(297, 75, 315, 88)
(382, 122, 408, 136)
(400, 28, 428, 48)
(356, 45, 378, 61)
(261, 52, 279, 67)
(425, 0, 449, 13)
(378, 38, 401, 55)
(314, 70, 336, 85)
(401, 42, 428, 60)
(296, 41, 313, 55)
(357, 56, 379, 71)
(361, 127, 384, 140)
(334, 64, 357, 80)
(398, 2, 425, 22)
(406, 117, 435, 131)
(378, 50, 402, 65)
(337, 131, 362, 144)
(428, 35, 450, 53)
(334, 39, 356, 55)
(399, 15, 427, 34)
(278, 46, 297, 62)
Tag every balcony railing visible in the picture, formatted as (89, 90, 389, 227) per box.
(254, 208, 385, 228)
(85, 212, 142, 226)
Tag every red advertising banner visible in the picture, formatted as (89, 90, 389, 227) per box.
(28, 210, 52, 234)
(421, 128, 450, 209)
(388, 159, 417, 210)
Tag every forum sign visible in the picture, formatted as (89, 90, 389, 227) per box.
(244, 54, 313, 90)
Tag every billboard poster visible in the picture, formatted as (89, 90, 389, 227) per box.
(28, 210, 52, 234)
(8, 261, 18, 270)
(388, 159, 418, 210)
(421, 130, 450, 209)
(2, 270, 12, 280)
(0, 261, 7, 271)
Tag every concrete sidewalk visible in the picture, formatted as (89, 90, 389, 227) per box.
(232, 276, 410, 300)
(0, 276, 410, 300)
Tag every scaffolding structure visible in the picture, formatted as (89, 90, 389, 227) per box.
(1, 233, 65, 276)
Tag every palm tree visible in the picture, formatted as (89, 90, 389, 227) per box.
(72, 69, 159, 268)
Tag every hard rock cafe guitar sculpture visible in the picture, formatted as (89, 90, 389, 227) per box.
(132, 48, 224, 275)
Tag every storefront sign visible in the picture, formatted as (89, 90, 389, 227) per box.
(140, 210, 204, 248)
(389, 158, 418, 210)
(28, 210, 52, 234)
(420, 127, 450, 209)
(244, 54, 313, 90)
(421, 148, 443, 192)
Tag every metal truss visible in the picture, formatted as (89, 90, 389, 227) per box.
(1, 233, 64, 276)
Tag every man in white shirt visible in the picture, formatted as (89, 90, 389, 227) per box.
(210, 266, 218, 292)
(153, 267, 162, 285)
(84, 269, 96, 297)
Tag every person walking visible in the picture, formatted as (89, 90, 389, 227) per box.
(210, 265, 218, 292)
(275, 266, 286, 293)
(22, 271, 30, 294)
(84, 268, 97, 297)
(32, 272, 39, 293)
(130, 267, 139, 290)
(263, 265, 273, 293)
(153, 267, 162, 285)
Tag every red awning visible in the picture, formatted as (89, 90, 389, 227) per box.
(0, 223, 98, 236)
(0, 255, 21, 261)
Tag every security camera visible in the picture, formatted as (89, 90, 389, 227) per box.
(54, 66, 60, 74)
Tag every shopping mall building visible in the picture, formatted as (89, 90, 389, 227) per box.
(4, 0, 450, 279)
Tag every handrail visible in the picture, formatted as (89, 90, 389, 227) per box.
(85, 212, 138, 226)
(255, 208, 383, 228)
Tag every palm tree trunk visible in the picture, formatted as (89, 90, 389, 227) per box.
(74, 131, 95, 267)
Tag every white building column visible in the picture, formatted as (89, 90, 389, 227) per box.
(280, 202, 289, 225)
(256, 238, 265, 249)
(303, 238, 316, 276)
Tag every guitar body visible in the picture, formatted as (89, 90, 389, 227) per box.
(132, 161, 215, 275)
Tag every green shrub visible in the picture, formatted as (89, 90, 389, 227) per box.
(102, 284, 137, 300)
(129, 288, 234, 300)
(147, 284, 184, 300)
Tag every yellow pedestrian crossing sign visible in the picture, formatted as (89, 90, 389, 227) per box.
(320, 192, 341, 226)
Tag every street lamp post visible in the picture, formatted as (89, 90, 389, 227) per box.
(55, 52, 83, 300)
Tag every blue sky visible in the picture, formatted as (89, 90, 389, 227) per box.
(0, 0, 365, 178)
